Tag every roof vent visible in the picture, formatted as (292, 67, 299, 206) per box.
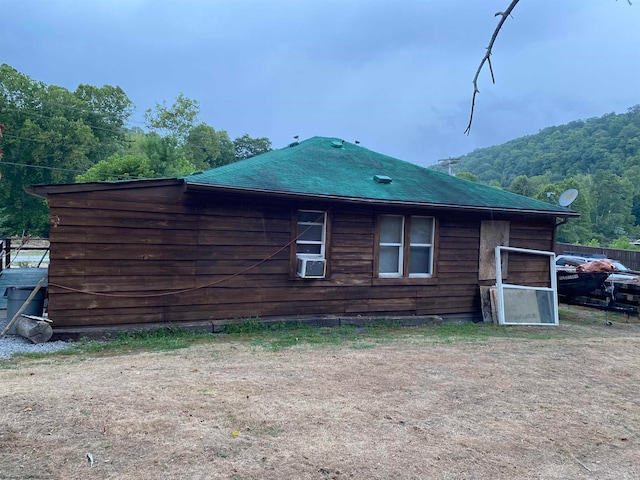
(373, 175, 392, 184)
(331, 140, 345, 148)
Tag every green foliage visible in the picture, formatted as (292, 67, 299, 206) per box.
(609, 236, 640, 251)
(585, 171, 635, 240)
(534, 177, 593, 244)
(6, 311, 629, 368)
(76, 154, 154, 182)
(217, 130, 237, 166)
(183, 125, 238, 170)
(0, 64, 133, 235)
(222, 317, 277, 334)
(448, 105, 640, 244)
(456, 106, 640, 185)
(144, 93, 200, 142)
(509, 175, 535, 197)
(66, 327, 210, 355)
(233, 133, 272, 161)
(0, 67, 284, 234)
(631, 193, 640, 226)
(75, 133, 197, 182)
(183, 124, 222, 170)
(455, 171, 478, 182)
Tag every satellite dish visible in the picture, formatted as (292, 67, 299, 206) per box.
(558, 189, 579, 207)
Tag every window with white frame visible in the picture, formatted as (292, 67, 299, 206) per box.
(296, 210, 326, 257)
(379, 215, 404, 276)
(378, 215, 434, 277)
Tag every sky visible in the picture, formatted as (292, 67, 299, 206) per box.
(2, 0, 639, 167)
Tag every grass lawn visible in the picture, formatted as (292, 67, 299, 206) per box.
(1, 306, 639, 479)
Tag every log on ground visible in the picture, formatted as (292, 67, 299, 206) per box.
(15, 316, 53, 344)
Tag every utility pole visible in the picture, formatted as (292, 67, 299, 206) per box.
(438, 157, 459, 176)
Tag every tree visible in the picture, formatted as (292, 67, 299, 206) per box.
(0, 64, 133, 235)
(76, 132, 197, 182)
(76, 154, 154, 182)
(233, 134, 272, 161)
(128, 133, 195, 177)
(632, 194, 640, 226)
(2, 66, 275, 235)
(585, 171, 635, 241)
(74, 83, 133, 150)
(183, 126, 266, 169)
(184, 124, 222, 170)
(455, 171, 478, 182)
(217, 130, 236, 166)
(144, 93, 200, 142)
(609, 236, 640, 251)
(508, 175, 534, 197)
(535, 177, 593, 245)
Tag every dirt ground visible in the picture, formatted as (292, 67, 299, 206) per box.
(2, 310, 640, 479)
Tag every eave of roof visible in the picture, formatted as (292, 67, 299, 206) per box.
(183, 182, 575, 217)
(27, 178, 184, 198)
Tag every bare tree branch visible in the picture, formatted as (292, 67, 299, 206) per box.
(464, 0, 521, 135)
(465, 0, 632, 135)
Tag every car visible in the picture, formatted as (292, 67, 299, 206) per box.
(555, 254, 638, 282)
(556, 255, 589, 267)
(606, 260, 639, 282)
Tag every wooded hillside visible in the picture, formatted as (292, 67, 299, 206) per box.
(447, 105, 640, 247)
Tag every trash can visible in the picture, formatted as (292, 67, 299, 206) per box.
(3, 286, 46, 335)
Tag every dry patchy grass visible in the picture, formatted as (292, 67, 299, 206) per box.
(2, 308, 640, 479)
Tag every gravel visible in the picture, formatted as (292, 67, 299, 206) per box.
(0, 313, 71, 359)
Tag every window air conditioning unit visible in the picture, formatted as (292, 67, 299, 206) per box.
(296, 256, 326, 278)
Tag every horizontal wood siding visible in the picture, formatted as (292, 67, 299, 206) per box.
(45, 187, 557, 328)
(508, 218, 555, 287)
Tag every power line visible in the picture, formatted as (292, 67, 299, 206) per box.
(0, 159, 153, 181)
(3, 133, 64, 144)
(1, 133, 125, 164)
(0, 159, 88, 174)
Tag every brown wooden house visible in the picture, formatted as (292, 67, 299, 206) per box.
(29, 136, 578, 332)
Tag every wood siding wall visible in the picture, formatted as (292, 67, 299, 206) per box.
(45, 186, 556, 328)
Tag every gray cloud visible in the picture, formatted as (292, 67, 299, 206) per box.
(2, 0, 639, 165)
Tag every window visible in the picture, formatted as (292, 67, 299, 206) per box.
(296, 210, 326, 257)
(378, 215, 434, 278)
(379, 216, 404, 276)
(295, 210, 327, 279)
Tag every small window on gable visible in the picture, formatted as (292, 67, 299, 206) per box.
(378, 215, 434, 278)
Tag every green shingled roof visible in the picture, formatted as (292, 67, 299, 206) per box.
(183, 136, 576, 216)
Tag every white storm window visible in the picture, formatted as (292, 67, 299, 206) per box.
(296, 210, 326, 257)
(408, 216, 434, 277)
(379, 215, 404, 277)
(378, 215, 434, 278)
